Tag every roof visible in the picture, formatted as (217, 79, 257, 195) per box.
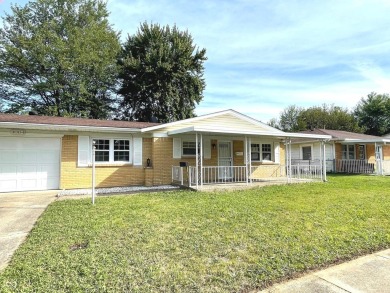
(300, 129, 380, 140)
(142, 109, 285, 134)
(299, 129, 390, 143)
(142, 109, 331, 140)
(0, 113, 159, 130)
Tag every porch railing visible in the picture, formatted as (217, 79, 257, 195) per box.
(179, 164, 323, 188)
(336, 159, 375, 174)
(290, 164, 323, 180)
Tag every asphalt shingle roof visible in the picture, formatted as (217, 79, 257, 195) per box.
(300, 129, 380, 140)
(0, 113, 160, 129)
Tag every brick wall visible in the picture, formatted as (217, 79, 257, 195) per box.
(60, 135, 146, 189)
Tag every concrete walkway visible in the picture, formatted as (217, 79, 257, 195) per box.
(0, 190, 58, 271)
(261, 248, 390, 293)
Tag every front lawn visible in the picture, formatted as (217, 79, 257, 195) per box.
(1, 175, 390, 292)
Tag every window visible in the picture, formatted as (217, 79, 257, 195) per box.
(251, 143, 272, 161)
(114, 140, 130, 161)
(182, 141, 200, 156)
(94, 139, 110, 162)
(251, 144, 260, 161)
(358, 145, 365, 160)
(302, 146, 312, 160)
(93, 139, 131, 163)
(342, 145, 355, 160)
(262, 144, 272, 161)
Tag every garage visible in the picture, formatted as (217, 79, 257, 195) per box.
(0, 137, 61, 192)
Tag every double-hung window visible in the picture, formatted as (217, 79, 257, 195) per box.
(251, 143, 272, 162)
(342, 145, 355, 160)
(182, 141, 200, 156)
(93, 139, 131, 163)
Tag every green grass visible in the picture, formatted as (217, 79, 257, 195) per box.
(1, 175, 390, 292)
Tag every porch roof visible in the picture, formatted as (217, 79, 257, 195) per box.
(166, 126, 331, 140)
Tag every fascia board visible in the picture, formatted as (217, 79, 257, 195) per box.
(0, 122, 142, 133)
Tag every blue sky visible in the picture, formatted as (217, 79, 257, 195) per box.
(1, 0, 390, 122)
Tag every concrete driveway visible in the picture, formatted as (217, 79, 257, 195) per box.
(0, 190, 58, 271)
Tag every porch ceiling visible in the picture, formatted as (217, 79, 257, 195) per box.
(167, 126, 331, 141)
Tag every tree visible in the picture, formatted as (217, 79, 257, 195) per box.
(278, 105, 305, 132)
(276, 104, 362, 132)
(354, 92, 390, 136)
(118, 22, 207, 122)
(300, 104, 362, 132)
(0, 0, 121, 118)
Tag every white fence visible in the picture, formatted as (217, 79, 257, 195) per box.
(177, 164, 323, 188)
(336, 159, 375, 174)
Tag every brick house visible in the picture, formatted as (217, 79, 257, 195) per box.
(290, 129, 390, 174)
(0, 110, 331, 192)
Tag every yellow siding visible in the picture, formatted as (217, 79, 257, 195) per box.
(60, 135, 146, 189)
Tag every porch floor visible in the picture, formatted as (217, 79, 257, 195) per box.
(191, 178, 318, 192)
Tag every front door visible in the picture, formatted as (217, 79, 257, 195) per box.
(218, 141, 233, 180)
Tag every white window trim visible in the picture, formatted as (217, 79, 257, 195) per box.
(300, 144, 313, 160)
(91, 138, 132, 165)
(251, 142, 274, 162)
(342, 144, 355, 160)
(181, 140, 200, 157)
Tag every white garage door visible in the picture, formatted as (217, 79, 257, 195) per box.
(0, 137, 61, 192)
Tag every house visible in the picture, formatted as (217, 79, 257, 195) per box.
(290, 129, 390, 175)
(0, 110, 331, 193)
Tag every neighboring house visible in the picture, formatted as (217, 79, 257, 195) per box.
(0, 110, 331, 193)
(291, 129, 390, 174)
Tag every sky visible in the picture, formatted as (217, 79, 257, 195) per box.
(1, 0, 390, 123)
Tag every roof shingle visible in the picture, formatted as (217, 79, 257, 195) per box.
(0, 113, 160, 129)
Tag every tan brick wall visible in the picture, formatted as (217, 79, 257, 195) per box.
(233, 140, 245, 166)
(60, 135, 145, 189)
(335, 143, 342, 160)
(383, 145, 390, 160)
(366, 144, 376, 163)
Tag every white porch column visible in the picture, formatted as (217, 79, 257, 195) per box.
(200, 133, 203, 186)
(195, 132, 199, 189)
(322, 140, 327, 181)
(245, 136, 249, 185)
(375, 143, 383, 176)
(248, 137, 252, 184)
(287, 138, 292, 183)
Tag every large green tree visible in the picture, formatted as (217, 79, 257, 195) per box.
(118, 22, 207, 122)
(0, 0, 121, 118)
(354, 92, 390, 136)
(273, 104, 362, 132)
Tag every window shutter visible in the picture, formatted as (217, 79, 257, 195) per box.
(203, 138, 211, 159)
(78, 136, 90, 167)
(173, 138, 181, 159)
(133, 137, 143, 166)
(274, 143, 280, 163)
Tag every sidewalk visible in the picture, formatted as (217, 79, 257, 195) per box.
(261, 248, 390, 293)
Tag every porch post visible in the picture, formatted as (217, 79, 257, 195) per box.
(249, 137, 252, 184)
(200, 133, 203, 186)
(195, 132, 199, 190)
(245, 136, 248, 185)
(375, 143, 383, 176)
(322, 140, 327, 181)
(287, 138, 292, 183)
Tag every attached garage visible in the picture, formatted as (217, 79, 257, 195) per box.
(0, 137, 61, 192)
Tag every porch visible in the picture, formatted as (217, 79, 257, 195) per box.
(166, 122, 330, 190)
(172, 163, 324, 190)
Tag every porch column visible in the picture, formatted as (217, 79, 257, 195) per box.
(200, 133, 203, 186)
(195, 132, 199, 189)
(375, 143, 383, 176)
(245, 136, 249, 185)
(248, 137, 252, 184)
(322, 140, 327, 181)
(286, 138, 292, 183)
